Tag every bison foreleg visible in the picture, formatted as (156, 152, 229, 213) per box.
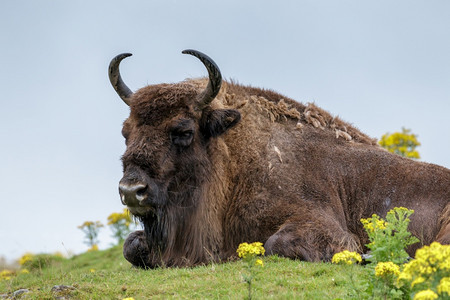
(123, 230, 152, 268)
(264, 221, 361, 262)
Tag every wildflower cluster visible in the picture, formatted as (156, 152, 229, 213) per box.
(237, 242, 265, 299)
(360, 215, 386, 233)
(237, 242, 265, 268)
(375, 261, 400, 278)
(361, 207, 418, 264)
(361, 208, 419, 298)
(88, 244, 99, 252)
(437, 277, 450, 296)
(77, 221, 103, 250)
(53, 251, 64, 258)
(1, 268, 29, 282)
(107, 208, 135, 244)
(331, 250, 362, 265)
(398, 242, 450, 298)
(413, 289, 438, 300)
(0, 269, 14, 281)
(18, 252, 34, 266)
(237, 242, 265, 261)
(331, 250, 363, 298)
(379, 127, 421, 159)
(107, 209, 132, 227)
(77, 209, 137, 251)
(333, 207, 422, 299)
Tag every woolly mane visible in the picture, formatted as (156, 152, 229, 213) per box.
(218, 80, 377, 145)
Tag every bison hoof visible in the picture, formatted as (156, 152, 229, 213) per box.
(123, 230, 151, 268)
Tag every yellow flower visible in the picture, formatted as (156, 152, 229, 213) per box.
(78, 221, 103, 229)
(0, 269, 14, 281)
(413, 289, 438, 300)
(361, 215, 387, 232)
(398, 271, 412, 282)
(437, 277, 450, 295)
(78, 221, 94, 228)
(122, 298, 135, 300)
(331, 250, 362, 265)
(375, 262, 400, 278)
(236, 242, 265, 259)
(379, 128, 421, 159)
(255, 259, 264, 267)
(18, 252, 34, 266)
(107, 213, 120, 225)
(53, 251, 64, 258)
(411, 276, 425, 287)
(107, 209, 132, 225)
(88, 244, 99, 252)
(398, 242, 450, 290)
(20, 269, 29, 274)
(388, 206, 411, 213)
(90, 269, 96, 273)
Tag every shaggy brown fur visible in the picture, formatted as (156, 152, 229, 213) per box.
(119, 78, 450, 268)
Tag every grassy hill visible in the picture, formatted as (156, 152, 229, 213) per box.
(0, 245, 366, 299)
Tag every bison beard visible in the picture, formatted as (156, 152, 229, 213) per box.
(122, 148, 217, 267)
(110, 50, 450, 269)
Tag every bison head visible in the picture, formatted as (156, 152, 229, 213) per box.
(109, 50, 241, 217)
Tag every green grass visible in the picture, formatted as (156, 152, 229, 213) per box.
(0, 245, 367, 299)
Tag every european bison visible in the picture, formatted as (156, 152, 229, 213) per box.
(108, 50, 450, 268)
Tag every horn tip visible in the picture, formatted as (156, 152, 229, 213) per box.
(114, 53, 133, 61)
(182, 49, 195, 55)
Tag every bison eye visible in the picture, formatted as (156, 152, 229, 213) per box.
(171, 129, 194, 147)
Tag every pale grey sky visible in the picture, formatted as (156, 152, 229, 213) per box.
(1, 1, 449, 260)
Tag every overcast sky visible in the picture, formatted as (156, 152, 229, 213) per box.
(1, 1, 449, 261)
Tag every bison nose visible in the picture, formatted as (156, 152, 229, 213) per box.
(119, 183, 149, 206)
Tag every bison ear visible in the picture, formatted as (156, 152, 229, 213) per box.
(200, 108, 241, 138)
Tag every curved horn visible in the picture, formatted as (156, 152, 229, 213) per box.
(108, 53, 134, 106)
(182, 49, 222, 110)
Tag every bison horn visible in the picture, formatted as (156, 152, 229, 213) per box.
(109, 53, 134, 106)
(182, 49, 222, 110)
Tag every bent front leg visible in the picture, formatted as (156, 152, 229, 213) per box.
(264, 220, 361, 262)
(123, 230, 152, 268)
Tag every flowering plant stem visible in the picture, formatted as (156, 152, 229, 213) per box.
(236, 242, 265, 299)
